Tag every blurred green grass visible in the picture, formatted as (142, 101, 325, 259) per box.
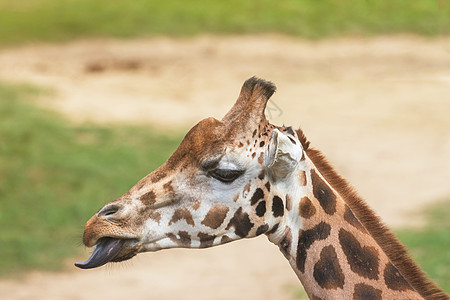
(0, 82, 181, 276)
(396, 200, 450, 293)
(0, 0, 449, 47)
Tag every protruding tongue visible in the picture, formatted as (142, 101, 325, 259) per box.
(75, 237, 124, 269)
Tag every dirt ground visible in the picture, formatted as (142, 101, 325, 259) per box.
(0, 35, 449, 300)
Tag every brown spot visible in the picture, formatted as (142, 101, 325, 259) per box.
(252, 129, 257, 137)
(285, 194, 292, 211)
(163, 181, 174, 194)
(140, 190, 156, 205)
(344, 205, 366, 233)
(339, 228, 379, 280)
(353, 283, 382, 300)
(255, 201, 266, 217)
(238, 142, 244, 148)
(250, 188, 264, 205)
(243, 182, 251, 197)
(299, 197, 316, 219)
(265, 181, 271, 192)
(201, 205, 229, 229)
(168, 231, 191, 247)
(384, 262, 414, 291)
(279, 227, 292, 255)
(313, 245, 345, 289)
(192, 201, 201, 210)
(169, 208, 195, 226)
(147, 211, 161, 223)
(150, 171, 166, 183)
(233, 194, 239, 202)
(252, 152, 256, 159)
(258, 152, 264, 164)
(311, 169, 336, 215)
(296, 222, 331, 272)
(256, 224, 269, 236)
(266, 223, 279, 235)
(298, 170, 307, 186)
(221, 235, 232, 244)
(198, 232, 216, 248)
(272, 196, 284, 217)
(226, 208, 253, 237)
(259, 141, 265, 147)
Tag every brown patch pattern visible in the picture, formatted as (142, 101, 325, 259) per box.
(225, 207, 254, 238)
(168, 231, 191, 247)
(299, 196, 316, 219)
(147, 211, 161, 223)
(139, 190, 156, 205)
(296, 222, 331, 272)
(192, 201, 201, 210)
(255, 201, 266, 217)
(150, 171, 166, 183)
(285, 194, 292, 211)
(384, 262, 414, 291)
(313, 245, 345, 289)
(163, 181, 174, 193)
(250, 188, 264, 205)
(301, 136, 444, 299)
(310, 169, 337, 215)
(339, 229, 379, 280)
(298, 170, 307, 186)
(344, 205, 367, 233)
(169, 208, 195, 226)
(221, 235, 232, 244)
(258, 152, 264, 164)
(272, 196, 284, 217)
(198, 232, 216, 248)
(256, 224, 269, 236)
(265, 181, 271, 192)
(201, 205, 229, 229)
(353, 283, 382, 300)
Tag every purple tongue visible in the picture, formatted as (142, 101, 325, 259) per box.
(75, 237, 124, 269)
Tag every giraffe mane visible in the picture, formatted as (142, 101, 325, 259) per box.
(295, 128, 447, 300)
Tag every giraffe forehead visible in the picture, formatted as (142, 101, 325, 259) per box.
(167, 117, 269, 169)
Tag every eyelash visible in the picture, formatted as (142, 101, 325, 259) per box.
(209, 169, 244, 183)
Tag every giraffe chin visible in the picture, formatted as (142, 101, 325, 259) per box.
(74, 237, 125, 269)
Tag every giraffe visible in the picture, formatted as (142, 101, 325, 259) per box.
(75, 77, 448, 299)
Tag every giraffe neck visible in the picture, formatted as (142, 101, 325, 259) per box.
(268, 156, 423, 299)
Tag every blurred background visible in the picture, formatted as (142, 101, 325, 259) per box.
(0, 1, 449, 299)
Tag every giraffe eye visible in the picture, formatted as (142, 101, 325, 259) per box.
(209, 169, 244, 183)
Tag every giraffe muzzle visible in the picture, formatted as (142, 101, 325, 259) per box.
(74, 237, 125, 269)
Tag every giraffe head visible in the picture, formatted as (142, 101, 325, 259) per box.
(75, 77, 305, 269)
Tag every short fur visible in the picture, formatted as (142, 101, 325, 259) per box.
(296, 128, 448, 300)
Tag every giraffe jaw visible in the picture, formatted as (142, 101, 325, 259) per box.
(75, 237, 139, 269)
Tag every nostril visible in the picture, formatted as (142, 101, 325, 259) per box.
(97, 204, 120, 217)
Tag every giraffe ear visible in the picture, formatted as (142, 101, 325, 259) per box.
(222, 77, 276, 129)
(265, 129, 303, 179)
